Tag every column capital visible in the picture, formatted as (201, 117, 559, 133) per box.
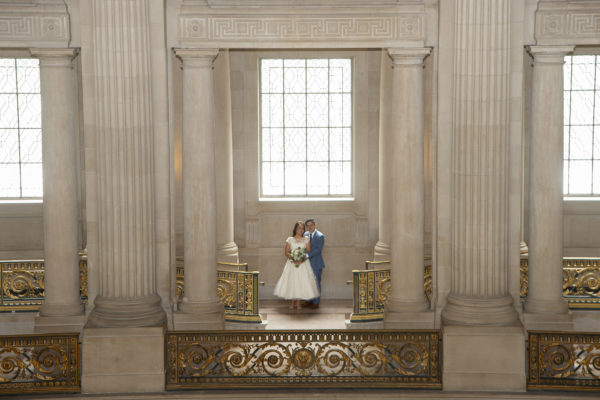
(387, 47, 431, 65)
(527, 45, 574, 64)
(29, 48, 78, 67)
(175, 48, 219, 68)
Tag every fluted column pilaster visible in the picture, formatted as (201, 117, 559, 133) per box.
(374, 50, 392, 261)
(214, 50, 239, 263)
(174, 48, 224, 329)
(524, 46, 573, 323)
(31, 48, 84, 331)
(441, 0, 518, 326)
(87, 0, 165, 328)
(384, 47, 433, 328)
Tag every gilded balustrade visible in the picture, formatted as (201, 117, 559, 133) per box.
(0, 333, 80, 395)
(176, 258, 262, 323)
(521, 257, 600, 309)
(166, 330, 441, 389)
(0, 259, 88, 312)
(528, 331, 600, 391)
(350, 260, 433, 322)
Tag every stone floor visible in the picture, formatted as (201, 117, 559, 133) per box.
(255, 298, 355, 329)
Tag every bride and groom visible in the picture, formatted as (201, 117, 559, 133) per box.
(273, 219, 325, 310)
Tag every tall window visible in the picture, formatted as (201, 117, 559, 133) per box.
(0, 58, 42, 199)
(260, 58, 352, 198)
(564, 55, 600, 196)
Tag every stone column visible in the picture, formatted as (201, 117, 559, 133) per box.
(214, 49, 239, 263)
(384, 47, 433, 329)
(31, 48, 85, 333)
(440, 0, 525, 391)
(523, 45, 573, 329)
(441, 0, 518, 327)
(80, 1, 166, 393)
(173, 48, 224, 330)
(86, 0, 165, 328)
(374, 50, 392, 261)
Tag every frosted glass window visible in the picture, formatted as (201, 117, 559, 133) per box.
(260, 58, 352, 198)
(0, 58, 42, 198)
(564, 55, 600, 196)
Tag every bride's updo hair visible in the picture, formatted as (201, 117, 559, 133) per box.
(292, 221, 305, 236)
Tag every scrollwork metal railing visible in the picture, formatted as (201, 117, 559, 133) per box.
(0, 333, 80, 395)
(521, 257, 600, 309)
(350, 260, 433, 322)
(176, 259, 262, 323)
(528, 331, 600, 391)
(0, 259, 87, 312)
(166, 330, 441, 389)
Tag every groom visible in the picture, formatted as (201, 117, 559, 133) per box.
(303, 218, 325, 309)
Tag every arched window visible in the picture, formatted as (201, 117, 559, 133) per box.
(0, 58, 42, 199)
(260, 58, 352, 198)
(564, 55, 600, 196)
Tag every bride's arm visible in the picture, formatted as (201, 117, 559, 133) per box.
(285, 241, 291, 259)
(306, 240, 311, 253)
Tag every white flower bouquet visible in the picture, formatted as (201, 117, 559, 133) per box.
(289, 247, 306, 267)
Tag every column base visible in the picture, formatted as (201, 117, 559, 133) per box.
(523, 297, 569, 315)
(82, 326, 165, 393)
(39, 303, 84, 316)
(88, 294, 166, 328)
(373, 241, 391, 261)
(384, 310, 435, 329)
(443, 323, 526, 392)
(217, 241, 239, 263)
(442, 294, 518, 326)
(523, 311, 573, 331)
(34, 314, 86, 334)
(174, 299, 224, 330)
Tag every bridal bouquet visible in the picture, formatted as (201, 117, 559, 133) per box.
(289, 247, 306, 266)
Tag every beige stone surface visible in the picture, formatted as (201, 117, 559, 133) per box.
(81, 326, 166, 394)
(443, 324, 526, 392)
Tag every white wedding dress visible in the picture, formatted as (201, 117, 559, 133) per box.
(273, 236, 320, 300)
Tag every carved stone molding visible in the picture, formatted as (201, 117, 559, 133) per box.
(535, 0, 600, 45)
(179, 5, 426, 48)
(0, 0, 69, 47)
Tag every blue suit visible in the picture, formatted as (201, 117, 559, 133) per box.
(305, 229, 325, 304)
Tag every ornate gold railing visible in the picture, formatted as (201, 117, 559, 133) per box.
(175, 259, 262, 323)
(0, 259, 88, 312)
(0, 333, 80, 395)
(521, 257, 600, 309)
(165, 330, 441, 389)
(528, 331, 600, 391)
(350, 266, 390, 322)
(350, 260, 433, 322)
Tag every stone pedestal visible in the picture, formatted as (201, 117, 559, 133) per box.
(82, 326, 165, 393)
(443, 324, 526, 392)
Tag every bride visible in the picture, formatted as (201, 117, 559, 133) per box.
(273, 221, 320, 310)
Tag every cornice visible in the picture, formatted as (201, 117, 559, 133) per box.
(535, 0, 600, 45)
(0, 0, 69, 48)
(178, 4, 427, 48)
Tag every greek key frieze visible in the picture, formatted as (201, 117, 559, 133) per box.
(0, 13, 68, 44)
(180, 14, 425, 44)
(536, 11, 600, 44)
